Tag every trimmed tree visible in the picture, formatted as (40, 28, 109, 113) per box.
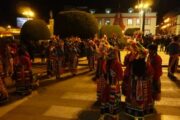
(99, 25, 126, 49)
(124, 28, 140, 36)
(99, 25, 123, 38)
(55, 10, 98, 39)
(20, 19, 50, 43)
(20, 19, 50, 59)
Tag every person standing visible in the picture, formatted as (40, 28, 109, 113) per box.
(167, 36, 180, 80)
(105, 47, 123, 120)
(122, 41, 154, 118)
(87, 40, 96, 71)
(96, 39, 109, 102)
(39, 41, 46, 63)
(13, 46, 32, 95)
(0, 74, 9, 102)
(46, 41, 56, 77)
(1, 43, 13, 77)
(147, 44, 162, 101)
(55, 40, 65, 79)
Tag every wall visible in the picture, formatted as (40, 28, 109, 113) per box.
(93, 12, 157, 35)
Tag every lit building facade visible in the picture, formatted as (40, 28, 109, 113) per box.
(161, 14, 180, 35)
(93, 12, 157, 35)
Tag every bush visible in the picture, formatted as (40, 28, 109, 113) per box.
(55, 10, 98, 39)
(124, 28, 140, 36)
(99, 25, 126, 49)
(20, 19, 50, 58)
(99, 25, 123, 38)
(20, 19, 50, 44)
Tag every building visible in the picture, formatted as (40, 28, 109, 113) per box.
(92, 12, 157, 35)
(160, 10, 180, 35)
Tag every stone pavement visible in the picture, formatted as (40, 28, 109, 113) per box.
(0, 57, 180, 120)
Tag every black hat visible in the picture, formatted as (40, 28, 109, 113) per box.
(148, 44, 158, 52)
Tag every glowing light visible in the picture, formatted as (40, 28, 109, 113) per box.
(135, 3, 150, 9)
(143, 3, 149, 9)
(139, 10, 144, 15)
(164, 18, 170, 23)
(22, 10, 35, 17)
(20, 7, 35, 18)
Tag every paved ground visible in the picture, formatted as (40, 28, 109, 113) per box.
(0, 55, 180, 120)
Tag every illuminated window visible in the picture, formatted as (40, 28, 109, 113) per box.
(89, 9, 95, 14)
(105, 8, 111, 14)
(145, 18, 151, 25)
(105, 19, 110, 25)
(128, 8, 134, 13)
(145, 29, 150, 34)
(127, 19, 133, 25)
(136, 18, 140, 25)
(98, 19, 102, 25)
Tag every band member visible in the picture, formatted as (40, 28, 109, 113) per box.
(105, 46, 123, 120)
(122, 41, 154, 117)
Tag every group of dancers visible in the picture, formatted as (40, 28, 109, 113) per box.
(93, 36, 162, 120)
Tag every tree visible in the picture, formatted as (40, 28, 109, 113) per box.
(20, 19, 50, 59)
(55, 10, 98, 39)
(99, 25, 123, 38)
(20, 19, 50, 44)
(124, 28, 140, 37)
(99, 25, 126, 49)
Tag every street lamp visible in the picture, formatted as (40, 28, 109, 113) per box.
(135, 3, 150, 36)
(22, 9, 35, 19)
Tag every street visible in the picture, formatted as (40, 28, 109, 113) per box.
(0, 52, 180, 120)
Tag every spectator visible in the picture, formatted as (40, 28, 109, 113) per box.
(167, 36, 180, 80)
(147, 44, 162, 101)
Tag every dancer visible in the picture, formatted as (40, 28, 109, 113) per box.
(123, 41, 153, 119)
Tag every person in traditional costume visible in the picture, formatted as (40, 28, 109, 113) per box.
(55, 39, 65, 79)
(122, 40, 154, 118)
(0, 74, 9, 103)
(46, 41, 56, 77)
(96, 39, 109, 102)
(87, 40, 96, 71)
(103, 46, 123, 120)
(0, 43, 13, 77)
(147, 44, 162, 101)
(12, 46, 32, 95)
(96, 38, 122, 120)
(68, 39, 80, 75)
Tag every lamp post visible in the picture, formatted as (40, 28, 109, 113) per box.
(142, 10, 145, 36)
(135, 2, 149, 36)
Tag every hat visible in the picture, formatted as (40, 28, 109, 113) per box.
(148, 44, 158, 52)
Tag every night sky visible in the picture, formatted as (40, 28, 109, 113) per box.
(0, 0, 179, 27)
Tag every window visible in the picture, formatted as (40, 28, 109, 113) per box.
(98, 19, 102, 25)
(136, 18, 140, 25)
(89, 9, 95, 14)
(127, 19, 133, 25)
(105, 8, 111, 14)
(145, 18, 151, 25)
(105, 19, 110, 25)
(145, 29, 150, 35)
